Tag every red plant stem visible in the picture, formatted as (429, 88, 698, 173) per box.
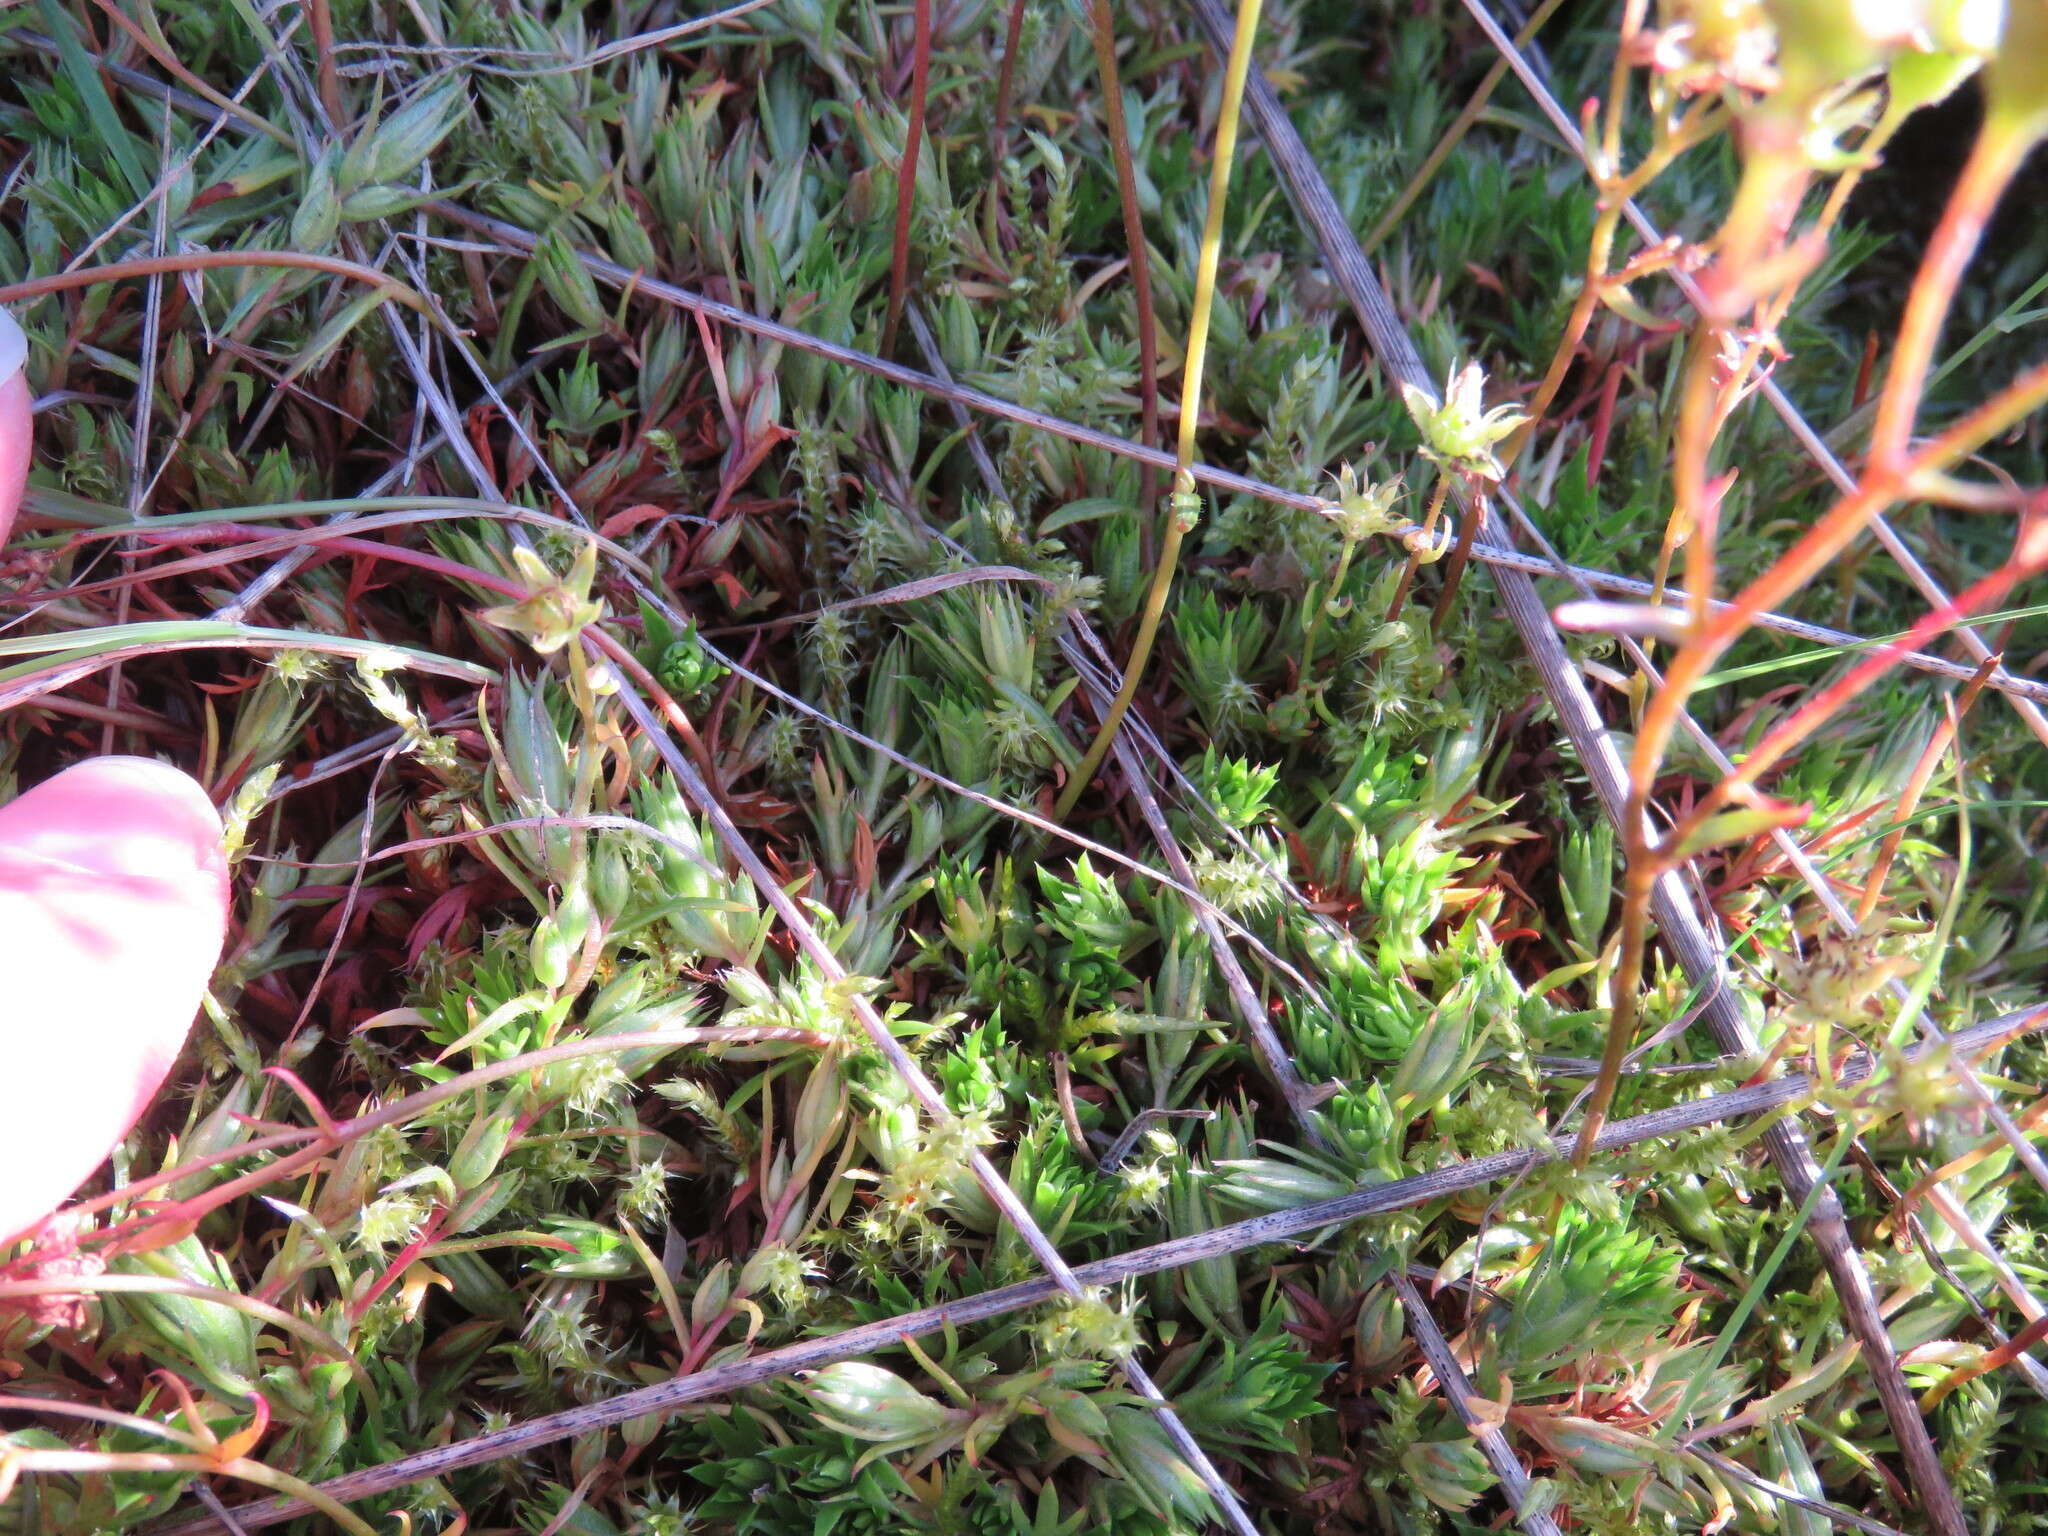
(1575, 352, 2048, 1167)
(347, 1212, 447, 1322)
(307, 0, 344, 128)
(6, 693, 174, 735)
(1857, 653, 1998, 926)
(170, 286, 288, 455)
(0, 253, 428, 315)
(1703, 135, 1809, 312)
(1384, 473, 1450, 618)
(1625, 352, 2048, 831)
(36, 527, 531, 603)
(1851, 329, 1880, 411)
(881, 0, 933, 355)
(1501, 200, 1619, 469)
(1428, 483, 1485, 634)
(1682, 538, 2045, 830)
(1087, 0, 1161, 523)
(1925, 1309, 2048, 1410)
(1584, 355, 1624, 487)
(1869, 120, 2032, 472)
(990, 0, 1030, 163)
(675, 1305, 741, 1377)
(587, 631, 722, 790)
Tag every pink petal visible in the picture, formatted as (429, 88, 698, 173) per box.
(0, 758, 229, 1245)
(0, 366, 27, 549)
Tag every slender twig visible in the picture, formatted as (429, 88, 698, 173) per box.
(0, 253, 431, 317)
(1688, 1448, 1913, 1536)
(1392, 1272, 1565, 1536)
(443, 0, 785, 75)
(188, 1481, 254, 1536)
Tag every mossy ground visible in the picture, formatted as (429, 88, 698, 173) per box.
(3, 1, 2047, 1532)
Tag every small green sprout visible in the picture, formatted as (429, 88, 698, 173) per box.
(656, 619, 728, 699)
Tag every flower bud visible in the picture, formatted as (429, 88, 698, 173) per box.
(691, 1259, 734, 1334)
(590, 838, 634, 922)
(449, 1104, 520, 1192)
(1391, 1001, 1479, 1115)
(112, 1236, 260, 1399)
(1354, 1284, 1410, 1374)
(529, 913, 572, 990)
(1401, 1437, 1496, 1512)
(553, 876, 595, 957)
(797, 1362, 960, 1446)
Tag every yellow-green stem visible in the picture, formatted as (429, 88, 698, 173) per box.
(1669, 318, 1724, 622)
(1298, 532, 1359, 683)
(1052, 0, 1264, 824)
